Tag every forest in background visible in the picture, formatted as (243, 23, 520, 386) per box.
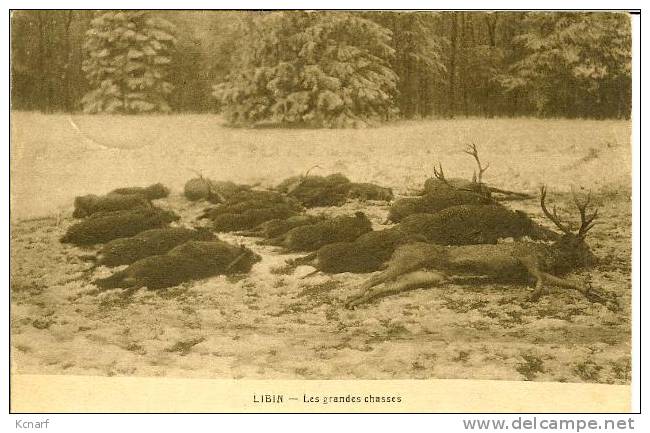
(10, 10, 632, 123)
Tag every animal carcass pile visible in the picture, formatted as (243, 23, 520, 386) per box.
(58, 145, 616, 310)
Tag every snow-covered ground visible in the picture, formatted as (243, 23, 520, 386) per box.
(10, 113, 632, 383)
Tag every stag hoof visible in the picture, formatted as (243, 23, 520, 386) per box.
(344, 299, 360, 310)
(584, 287, 619, 310)
(344, 295, 368, 310)
(526, 288, 547, 303)
(526, 293, 540, 302)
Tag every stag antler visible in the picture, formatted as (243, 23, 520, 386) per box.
(540, 186, 572, 235)
(464, 142, 490, 185)
(304, 165, 321, 177)
(571, 187, 598, 239)
(286, 165, 322, 195)
(433, 162, 450, 186)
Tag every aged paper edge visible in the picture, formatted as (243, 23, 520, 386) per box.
(11, 374, 631, 413)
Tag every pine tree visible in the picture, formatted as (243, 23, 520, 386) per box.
(213, 11, 398, 128)
(81, 11, 177, 114)
(503, 12, 631, 118)
(366, 12, 447, 118)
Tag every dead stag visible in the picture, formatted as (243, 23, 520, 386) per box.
(346, 186, 614, 309)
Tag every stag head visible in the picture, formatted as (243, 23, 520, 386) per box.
(540, 186, 599, 268)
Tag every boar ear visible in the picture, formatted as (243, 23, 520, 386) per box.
(354, 211, 366, 218)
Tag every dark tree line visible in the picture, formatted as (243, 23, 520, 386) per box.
(11, 10, 631, 121)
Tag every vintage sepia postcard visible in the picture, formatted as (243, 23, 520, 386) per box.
(9, 9, 636, 414)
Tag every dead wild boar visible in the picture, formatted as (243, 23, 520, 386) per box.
(61, 208, 180, 246)
(387, 188, 496, 222)
(264, 212, 372, 252)
(236, 215, 326, 238)
(398, 206, 559, 245)
(209, 205, 300, 232)
(110, 183, 170, 200)
(205, 181, 256, 203)
(184, 176, 256, 203)
(199, 190, 303, 232)
(91, 227, 217, 267)
(94, 240, 261, 290)
(293, 227, 425, 274)
(73, 193, 152, 218)
(184, 176, 216, 202)
(277, 173, 352, 207)
(198, 191, 298, 220)
(347, 182, 394, 202)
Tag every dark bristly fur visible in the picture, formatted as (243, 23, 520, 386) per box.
(236, 215, 326, 238)
(184, 177, 215, 201)
(398, 205, 559, 245)
(110, 183, 170, 200)
(264, 211, 372, 252)
(92, 227, 217, 267)
(387, 189, 496, 222)
(277, 173, 351, 207)
(61, 208, 180, 245)
(184, 176, 256, 203)
(200, 191, 291, 217)
(347, 182, 394, 202)
(94, 240, 261, 290)
(297, 227, 425, 274)
(205, 181, 255, 203)
(73, 193, 152, 218)
(199, 190, 303, 232)
(210, 205, 300, 232)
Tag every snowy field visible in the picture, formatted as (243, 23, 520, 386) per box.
(10, 112, 632, 383)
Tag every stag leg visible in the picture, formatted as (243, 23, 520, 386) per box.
(350, 244, 442, 303)
(519, 255, 606, 303)
(354, 260, 422, 294)
(519, 255, 548, 301)
(345, 271, 446, 309)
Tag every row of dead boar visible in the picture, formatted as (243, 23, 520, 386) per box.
(59, 144, 616, 309)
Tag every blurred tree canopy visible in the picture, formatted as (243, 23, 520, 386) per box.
(10, 10, 632, 122)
